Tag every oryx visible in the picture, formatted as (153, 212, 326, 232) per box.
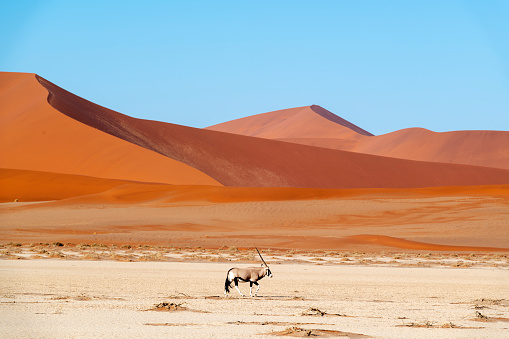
(224, 248, 272, 297)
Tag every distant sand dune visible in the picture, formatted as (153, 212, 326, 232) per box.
(207, 105, 509, 170)
(32, 74, 509, 188)
(3, 167, 509, 204)
(0, 72, 220, 186)
(206, 104, 373, 140)
(346, 234, 509, 252)
(0, 168, 153, 203)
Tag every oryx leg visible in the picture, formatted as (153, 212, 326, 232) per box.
(234, 278, 244, 297)
(250, 281, 260, 297)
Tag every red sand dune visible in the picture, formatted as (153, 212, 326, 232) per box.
(0, 168, 140, 203)
(3, 165, 507, 205)
(0, 72, 220, 186)
(29, 74, 509, 188)
(345, 235, 509, 252)
(42, 181, 509, 206)
(207, 106, 509, 170)
(353, 128, 509, 170)
(2, 169, 508, 251)
(207, 104, 373, 139)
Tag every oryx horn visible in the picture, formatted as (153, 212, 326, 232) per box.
(255, 247, 269, 267)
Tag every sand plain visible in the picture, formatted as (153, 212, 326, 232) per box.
(1, 258, 508, 338)
(1, 182, 508, 251)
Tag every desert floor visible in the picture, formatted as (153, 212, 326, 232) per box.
(1, 185, 509, 252)
(1, 253, 508, 339)
(1, 186, 509, 337)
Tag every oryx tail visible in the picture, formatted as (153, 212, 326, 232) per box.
(224, 268, 233, 294)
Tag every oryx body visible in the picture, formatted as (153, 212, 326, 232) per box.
(224, 265, 272, 297)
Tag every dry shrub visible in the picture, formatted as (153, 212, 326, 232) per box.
(83, 252, 101, 260)
(153, 302, 186, 311)
(108, 252, 122, 261)
(450, 261, 472, 268)
(271, 326, 363, 338)
(475, 311, 489, 321)
(474, 298, 506, 306)
(7, 255, 25, 260)
(400, 321, 434, 328)
(91, 243, 108, 248)
(281, 326, 313, 336)
(301, 308, 326, 316)
(48, 251, 65, 258)
(440, 322, 459, 328)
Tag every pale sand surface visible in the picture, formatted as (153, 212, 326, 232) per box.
(1, 260, 508, 338)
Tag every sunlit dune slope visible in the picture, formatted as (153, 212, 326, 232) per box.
(0, 168, 142, 202)
(353, 128, 509, 170)
(43, 181, 509, 206)
(207, 106, 509, 170)
(206, 104, 373, 140)
(154, 183, 509, 204)
(344, 234, 509, 252)
(5, 166, 507, 205)
(35, 75, 509, 188)
(0, 72, 221, 186)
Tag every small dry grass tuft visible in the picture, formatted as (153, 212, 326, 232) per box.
(271, 326, 369, 337)
(153, 302, 187, 311)
(473, 298, 506, 306)
(47, 251, 65, 259)
(280, 327, 314, 336)
(82, 252, 101, 260)
(301, 308, 326, 316)
(475, 311, 489, 321)
(440, 322, 459, 328)
(299, 307, 346, 317)
(398, 321, 435, 328)
(398, 321, 465, 329)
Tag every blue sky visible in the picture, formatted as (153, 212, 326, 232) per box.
(2, 0, 508, 135)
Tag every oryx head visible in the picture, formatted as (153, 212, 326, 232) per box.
(264, 264, 273, 278)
